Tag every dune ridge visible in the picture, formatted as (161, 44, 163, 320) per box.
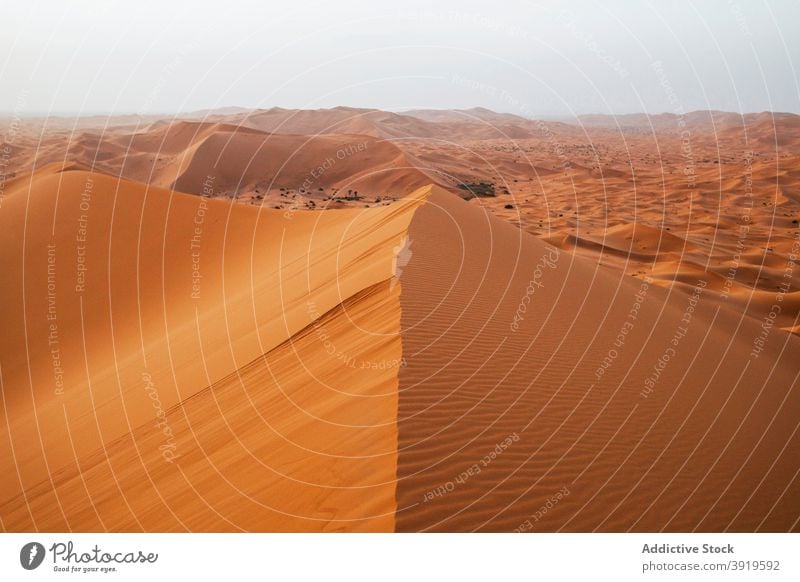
(394, 188, 800, 532)
(0, 165, 428, 530)
(1, 107, 798, 533)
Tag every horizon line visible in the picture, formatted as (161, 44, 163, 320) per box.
(1, 106, 798, 120)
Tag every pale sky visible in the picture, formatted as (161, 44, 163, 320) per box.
(2, 0, 799, 117)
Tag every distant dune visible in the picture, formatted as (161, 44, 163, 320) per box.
(4, 121, 446, 202)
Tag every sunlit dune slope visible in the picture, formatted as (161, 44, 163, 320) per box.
(0, 165, 428, 530)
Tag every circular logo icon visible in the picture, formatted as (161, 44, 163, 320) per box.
(19, 542, 46, 570)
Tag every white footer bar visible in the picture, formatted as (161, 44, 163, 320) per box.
(1, 533, 796, 581)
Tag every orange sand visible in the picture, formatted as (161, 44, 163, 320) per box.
(0, 108, 798, 532)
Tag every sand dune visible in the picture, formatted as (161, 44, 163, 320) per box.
(207, 106, 438, 140)
(204, 106, 572, 142)
(166, 127, 437, 201)
(3, 121, 443, 205)
(394, 188, 799, 531)
(1, 108, 798, 532)
(0, 164, 426, 530)
(403, 107, 530, 124)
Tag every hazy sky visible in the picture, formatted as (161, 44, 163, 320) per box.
(2, 0, 799, 116)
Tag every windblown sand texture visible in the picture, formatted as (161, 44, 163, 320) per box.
(0, 108, 797, 531)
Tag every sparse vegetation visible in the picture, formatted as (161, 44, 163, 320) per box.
(458, 181, 496, 198)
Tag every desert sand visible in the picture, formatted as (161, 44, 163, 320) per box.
(0, 107, 797, 531)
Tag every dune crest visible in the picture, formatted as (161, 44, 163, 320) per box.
(0, 166, 429, 531)
(1, 107, 798, 533)
(394, 188, 799, 532)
